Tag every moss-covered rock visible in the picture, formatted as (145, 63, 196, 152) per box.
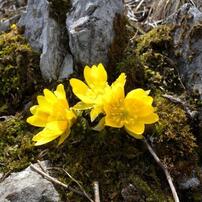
(0, 25, 42, 115)
(134, 25, 184, 93)
(151, 94, 198, 176)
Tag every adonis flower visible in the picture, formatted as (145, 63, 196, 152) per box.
(70, 63, 126, 121)
(27, 84, 76, 145)
(103, 86, 159, 139)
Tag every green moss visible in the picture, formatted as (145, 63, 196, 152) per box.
(130, 176, 173, 202)
(150, 94, 198, 175)
(0, 115, 40, 173)
(109, 24, 183, 93)
(116, 55, 145, 91)
(0, 25, 42, 115)
(136, 25, 173, 55)
(134, 25, 183, 93)
(34, 117, 173, 201)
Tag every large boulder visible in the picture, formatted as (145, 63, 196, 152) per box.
(66, 0, 124, 67)
(18, 0, 73, 80)
(0, 162, 61, 202)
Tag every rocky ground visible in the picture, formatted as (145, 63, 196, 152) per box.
(1, 0, 202, 201)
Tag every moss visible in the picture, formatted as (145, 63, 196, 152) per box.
(31, 117, 173, 201)
(116, 55, 145, 91)
(0, 93, 197, 201)
(150, 94, 198, 175)
(108, 24, 183, 93)
(134, 25, 184, 93)
(0, 114, 40, 173)
(130, 176, 173, 202)
(135, 25, 173, 55)
(0, 25, 43, 115)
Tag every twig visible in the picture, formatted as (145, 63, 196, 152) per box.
(135, 0, 145, 12)
(143, 139, 179, 202)
(128, 21, 146, 34)
(0, 170, 11, 183)
(47, 167, 94, 202)
(162, 94, 197, 120)
(37, 160, 46, 173)
(30, 164, 94, 202)
(189, 0, 196, 7)
(93, 181, 101, 202)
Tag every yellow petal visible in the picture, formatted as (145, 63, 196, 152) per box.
(141, 113, 159, 124)
(54, 84, 69, 108)
(84, 63, 107, 89)
(105, 86, 125, 104)
(105, 116, 124, 128)
(125, 127, 144, 139)
(66, 110, 77, 124)
(111, 73, 126, 90)
(58, 129, 71, 145)
(70, 78, 96, 103)
(93, 117, 105, 131)
(33, 129, 61, 145)
(43, 89, 57, 103)
(124, 98, 154, 117)
(37, 96, 53, 113)
(30, 105, 38, 114)
(45, 120, 68, 134)
(27, 112, 49, 127)
(90, 106, 103, 122)
(126, 89, 153, 105)
(125, 120, 145, 135)
(104, 87, 125, 128)
(73, 102, 93, 110)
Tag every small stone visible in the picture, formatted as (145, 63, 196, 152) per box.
(179, 177, 200, 190)
(0, 161, 61, 202)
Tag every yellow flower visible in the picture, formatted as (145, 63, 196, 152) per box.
(27, 84, 76, 146)
(104, 87, 159, 139)
(70, 63, 126, 121)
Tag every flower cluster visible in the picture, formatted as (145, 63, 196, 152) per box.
(70, 64, 159, 139)
(27, 64, 158, 145)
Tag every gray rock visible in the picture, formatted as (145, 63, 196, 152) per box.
(0, 161, 61, 202)
(18, 0, 73, 80)
(59, 53, 74, 79)
(66, 0, 124, 67)
(18, 0, 46, 51)
(178, 176, 200, 190)
(165, 4, 202, 97)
